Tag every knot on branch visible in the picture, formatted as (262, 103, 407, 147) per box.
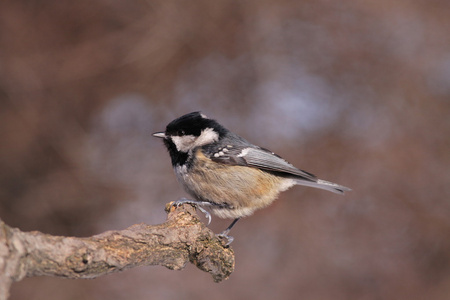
(164, 202, 235, 282)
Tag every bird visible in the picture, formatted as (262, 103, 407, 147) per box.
(153, 111, 350, 244)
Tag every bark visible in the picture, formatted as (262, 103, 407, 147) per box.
(0, 203, 235, 300)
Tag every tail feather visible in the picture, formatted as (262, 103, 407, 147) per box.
(295, 178, 351, 195)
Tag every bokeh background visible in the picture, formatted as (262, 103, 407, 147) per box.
(1, 1, 449, 299)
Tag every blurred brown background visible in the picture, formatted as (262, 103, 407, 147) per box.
(1, 0, 449, 299)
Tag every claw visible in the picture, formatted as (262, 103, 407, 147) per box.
(217, 232, 234, 246)
(197, 206, 212, 225)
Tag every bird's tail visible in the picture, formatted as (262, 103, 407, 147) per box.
(295, 178, 351, 195)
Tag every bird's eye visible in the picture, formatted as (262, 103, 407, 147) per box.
(177, 130, 185, 136)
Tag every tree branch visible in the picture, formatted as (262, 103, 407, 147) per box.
(0, 203, 235, 300)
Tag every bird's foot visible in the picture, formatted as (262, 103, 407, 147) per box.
(170, 198, 212, 225)
(217, 230, 234, 246)
(216, 218, 240, 246)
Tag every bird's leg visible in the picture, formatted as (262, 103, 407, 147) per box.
(217, 218, 241, 245)
(171, 198, 212, 225)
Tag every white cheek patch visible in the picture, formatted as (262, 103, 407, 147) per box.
(171, 135, 196, 152)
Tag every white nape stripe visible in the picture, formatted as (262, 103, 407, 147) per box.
(193, 127, 219, 147)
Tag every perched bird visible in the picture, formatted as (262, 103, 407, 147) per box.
(153, 112, 350, 243)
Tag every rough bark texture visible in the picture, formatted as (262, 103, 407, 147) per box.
(0, 203, 234, 300)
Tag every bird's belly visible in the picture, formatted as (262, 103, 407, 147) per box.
(175, 157, 296, 218)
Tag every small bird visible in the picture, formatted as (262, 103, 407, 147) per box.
(153, 112, 350, 243)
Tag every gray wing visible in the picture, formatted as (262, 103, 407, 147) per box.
(209, 144, 351, 194)
(210, 145, 317, 182)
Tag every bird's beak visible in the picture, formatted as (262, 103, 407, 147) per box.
(152, 132, 166, 138)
